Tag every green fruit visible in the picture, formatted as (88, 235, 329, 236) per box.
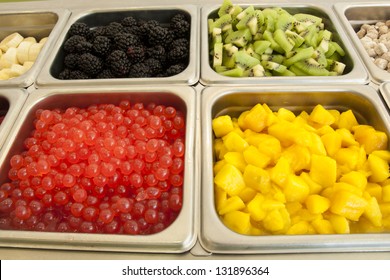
(253, 40, 271, 55)
(218, 0, 234, 17)
(213, 42, 223, 67)
(236, 10, 258, 35)
(234, 50, 260, 70)
(225, 28, 252, 47)
(283, 46, 314, 67)
(219, 67, 244, 77)
(294, 58, 330, 76)
(273, 29, 294, 53)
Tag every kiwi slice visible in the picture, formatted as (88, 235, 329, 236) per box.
(330, 42, 345, 56)
(261, 60, 287, 74)
(253, 40, 271, 55)
(264, 15, 275, 32)
(236, 6, 255, 21)
(245, 44, 261, 60)
(214, 65, 228, 73)
(218, 0, 234, 17)
(294, 58, 330, 76)
(285, 30, 305, 48)
(234, 50, 260, 70)
(225, 28, 252, 47)
(317, 30, 332, 52)
(273, 29, 294, 53)
(213, 42, 223, 67)
(294, 13, 322, 27)
(261, 54, 285, 64)
(312, 49, 327, 67)
(302, 24, 319, 48)
(223, 43, 238, 68)
(283, 46, 314, 67)
(219, 67, 244, 77)
(289, 64, 308, 76)
(326, 60, 346, 75)
(236, 10, 258, 35)
(263, 30, 284, 54)
(243, 64, 266, 77)
(275, 13, 295, 31)
(212, 14, 233, 32)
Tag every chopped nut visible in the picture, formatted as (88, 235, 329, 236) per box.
(367, 48, 377, 57)
(381, 52, 390, 62)
(374, 57, 388, 69)
(379, 25, 389, 35)
(375, 43, 388, 55)
(357, 28, 366, 39)
(366, 30, 379, 39)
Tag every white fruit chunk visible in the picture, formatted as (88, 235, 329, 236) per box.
(0, 32, 24, 52)
(0, 47, 18, 69)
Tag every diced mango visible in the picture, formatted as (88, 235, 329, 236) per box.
(212, 115, 234, 137)
(372, 150, 390, 162)
(337, 110, 359, 130)
(214, 187, 227, 213)
(336, 128, 358, 147)
(367, 154, 390, 183)
(218, 195, 246, 215)
(263, 208, 290, 233)
(328, 109, 340, 127)
(306, 132, 327, 156)
(270, 156, 292, 187)
(334, 147, 360, 171)
(242, 103, 268, 132)
(243, 164, 271, 193)
(247, 193, 266, 221)
(383, 185, 390, 202)
(305, 194, 330, 214)
(238, 111, 249, 130)
(238, 187, 257, 203)
(223, 210, 251, 235)
(321, 131, 342, 156)
(309, 104, 335, 126)
(214, 163, 246, 196)
(243, 145, 271, 168)
(286, 201, 303, 216)
(277, 107, 296, 122)
(380, 203, 390, 217)
(328, 213, 350, 234)
(366, 183, 382, 202)
(284, 174, 310, 202)
(312, 219, 335, 234)
(213, 159, 226, 174)
(268, 120, 301, 147)
(292, 209, 323, 222)
(256, 134, 282, 163)
(354, 125, 388, 153)
(214, 139, 228, 160)
(282, 144, 310, 173)
(330, 190, 368, 221)
(300, 172, 324, 194)
(224, 151, 246, 173)
(333, 182, 363, 197)
(223, 131, 248, 152)
(309, 154, 337, 188)
(339, 171, 367, 191)
(363, 196, 382, 227)
(287, 221, 310, 235)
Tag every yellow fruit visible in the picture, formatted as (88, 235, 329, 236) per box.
(363, 196, 382, 227)
(223, 131, 248, 152)
(284, 174, 310, 202)
(372, 150, 390, 162)
(336, 128, 358, 147)
(337, 110, 358, 130)
(224, 151, 246, 172)
(321, 131, 342, 156)
(242, 103, 268, 132)
(212, 115, 234, 137)
(333, 182, 363, 197)
(243, 164, 271, 193)
(366, 183, 382, 202)
(243, 145, 271, 168)
(218, 195, 246, 215)
(237, 111, 249, 130)
(223, 210, 251, 235)
(367, 154, 389, 183)
(270, 156, 292, 187)
(305, 194, 330, 214)
(309, 104, 335, 126)
(215, 187, 227, 212)
(312, 219, 335, 234)
(339, 171, 367, 191)
(214, 139, 228, 160)
(334, 147, 360, 171)
(282, 144, 311, 172)
(213, 159, 226, 174)
(247, 193, 266, 221)
(383, 185, 390, 202)
(309, 154, 337, 188)
(263, 208, 290, 233)
(300, 172, 324, 194)
(354, 125, 388, 154)
(277, 107, 296, 121)
(287, 220, 310, 235)
(238, 187, 257, 203)
(256, 134, 282, 163)
(214, 163, 246, 196)
(286, 201, 303, 216)
(328, 213, 350, 234)
(330, 190, 368, 221)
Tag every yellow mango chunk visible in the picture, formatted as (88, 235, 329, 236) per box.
(218, 195, 246, 215)
(263, 208, 290, 233)
(363, 196, 382, 227)
(287, 221, 310, 235)
(223, 131, 248, 152)
(312, 219, 335, 234)
(243, 164, 271, 193)
(336, 128, 358, 147)
(256, 134, 282, 163)
(214, 187, 227, 212)
(300, 172, 324, 194)
(334, 147, 360, 171)
(247, 193, 266, 221)
(284, 174, 310, 202)
(367, 154, 390, 183)
(330, 190, 368, 221)
(267, 120, 297, 147)
(328, 109, 341, 127)
(333, 182, 363, 197)
(243, 145, 271, 168)
(339, 171, 367, 191)
(286, 201, 303, 216)
(282, 144, 311, 172)
(237, 111, 249, 130)
(224, 151, 246, 173)
(380, 203, 390, 217)
(383, 185, 390, 202)
(270, 156, 292, 187)
(292, 209, 322, 223)
(306, 132, 327, 156)
(366, 183, 382, 201)
(238, 187, 257, 203)
(214, 163, 246, 196)
(309, 154, 337, 188)
(214, 139, 228, 160)
(309, 104, 335, 126)
(305, 194, 330, 214)
(223, 211, 251, 235)
(212, 115, 234, 137)
(277, 107, 296, 121)
(337, 110, 359, 130)
(354, 125, 388, 153)
(242, 103, 268, 132)
(328, 213, 350, 234)
(321, 131, 342, 156)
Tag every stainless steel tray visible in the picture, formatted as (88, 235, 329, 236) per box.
(334, 2, 390, 85)
(380, 82, 390, 109)
(0, 9, 70, 88)
(200, 85, 390, 254)
(36, 5, 199, 87)
(200, 3, 369, 85)
(0, 85, 197, 253)
(0, 89, 27, 151)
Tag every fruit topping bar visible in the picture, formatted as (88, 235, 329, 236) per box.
(0, 101, 186, 235)
(209, 0, 346, 77)
(58, 12, 191, 79)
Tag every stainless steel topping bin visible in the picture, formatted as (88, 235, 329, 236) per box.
(200, 85, 390, 254)
(380, 82, 390, 109)
(0, 89, 27, 151)
(36, 5, 199, 87)
(0, 86, 196, 253)
(200, 3, 369, 85)
(334, 3, 390, 85)
(0, 9, 70, 88)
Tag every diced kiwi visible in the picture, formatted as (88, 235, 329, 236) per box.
(236, 6, 255, 21)
(253, 40, 271, 55)
(264, 15, 275, 32)
(213, 42, 223, 67)
(214, 65, 228, 73)
(212, 14, 233, 32)
(302, 24, 318, 48)
(234, 50, 260, 70)
(273, 29, 294, 53)
(275, 13, 295, 31)
(278, 69, 296, 76)
(285, 30, 305, 48)
(312, 49, 327, 67)
(225, 28, 252, 47)
(223, 43, 238, 68)
(263, 30, 284, 54)
(218, 0, 234, 17)
(330, 41, 345, 56)
(245, 44, 261, 60)
(236, 10, 258, 35)
(294, 58, 330, 76)
(326, 60, 346, 75)
(261, 60, 287, 73)
(219, 67, 244, 77)
(283, 46, 314, 67)
(289, 64, 308, 76)
(255, 10, 265, 27)
(294, 13, 322, 27)
(243, 64, 266, 77)
(261, 54, 285, 64)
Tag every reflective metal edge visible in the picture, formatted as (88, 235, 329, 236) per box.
(333, 2, 390, 85)
(0, 85, 197, 253)
(379, 82, 390, 110)
(0, 8, 71, 88)
(36, 5, 199, 87)
(200, 3, 369, 86)
(200, 85, 390, 254)
(0, 89, 28, 150)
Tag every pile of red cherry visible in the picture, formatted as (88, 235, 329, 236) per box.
(0, 100, 186, 235)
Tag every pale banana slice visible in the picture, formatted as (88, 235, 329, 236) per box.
(9, 63, 27, 77)
(0, 47, 18, 69)
(39, 37, 48, 44)
(17, 40, 34, 64)
(0, 68, 13, 80)
(0, 32, 24, 52)
(23, 61, 34, 72)
(23, 37, 37, 44)
(28, 43, 44, 62)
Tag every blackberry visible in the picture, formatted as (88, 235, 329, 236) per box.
(128, 62, 151, 78)
(121, 16, 137, 27)
(144, 58, 162, 76)
(147, 25, 174, 47)
(96, 69, 116, 79)
(92, 36, 111, 57)
(170, 13, 190, 39)
(63, 35, 87, 53)
(126, 45, 145, 63)
(114, 33, 140, 51)
(78, 53, 103, 76)
(104, 22, 124, 38)
(58, 68, 72, 80)
(64, 53, 80, 69)
(68, 22, 90, 37)
(146, 45, 166, 65)
(68, 70, 90, 80)
(89, 26, 106, 39)
(107, 50, 130, 77)
(167, 38, 189, 63)
(166, 63, 187, 76)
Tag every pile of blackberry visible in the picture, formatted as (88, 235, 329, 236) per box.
(58, 13, 190, 80)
